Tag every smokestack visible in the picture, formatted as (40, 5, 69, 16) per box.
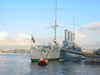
(68, 32, 71, 42)
(65, 30, 68, 41)
(71, 33, 75, 43)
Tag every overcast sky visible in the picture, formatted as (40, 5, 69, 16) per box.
(0, 0, 100, 50)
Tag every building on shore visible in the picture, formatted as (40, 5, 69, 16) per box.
(0, 49, 30, 53)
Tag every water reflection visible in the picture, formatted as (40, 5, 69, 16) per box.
(30, 62, 47, 75)
(0, 53, 100, 75)
(30, 60, 80, 75)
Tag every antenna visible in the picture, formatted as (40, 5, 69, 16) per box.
(73, 17, 75, 43)
(72, 17, 78, 34)
(72, 17, 78, 43)
(55, 0, 57, 23)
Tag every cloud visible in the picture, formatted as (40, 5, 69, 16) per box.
(82, 22, 100, 30)
(0, 31, 31, 49)
(0, 31, 64, 49)
(0, 31, 8, 41)
(1, 21, 100, 50)
(42, 23, 71, 27)
(75, 30, 100, 49)
(34, 35, 64, 45)
(75, 22, 100, 50)
(78, 22, 100, 35)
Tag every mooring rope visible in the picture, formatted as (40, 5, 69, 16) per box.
(47, 50, 51, 60)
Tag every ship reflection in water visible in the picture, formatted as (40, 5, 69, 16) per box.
(0, 53, 100, 75)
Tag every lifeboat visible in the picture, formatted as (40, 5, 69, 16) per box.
(38, 58, 48, 65)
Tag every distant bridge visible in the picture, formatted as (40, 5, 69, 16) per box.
(61, 48, 91, 56)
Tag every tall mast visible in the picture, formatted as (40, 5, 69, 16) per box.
(73, 17, 74, 33)
(55, 0, 57, 40)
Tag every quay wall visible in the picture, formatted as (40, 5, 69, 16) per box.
(85, 55, 100, 63)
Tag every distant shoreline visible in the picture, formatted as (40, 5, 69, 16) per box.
(0, 49, 30, 53)
(0, 49, 96, 54)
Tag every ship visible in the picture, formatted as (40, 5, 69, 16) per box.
(60, 30, 82, 61)
(30, 40, 61, 62)
(30, 0, 61, 62)
(30, 30, 82, 62)
(30, 0, 82, 62)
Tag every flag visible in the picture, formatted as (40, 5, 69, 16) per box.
(31, 35, 35, 43)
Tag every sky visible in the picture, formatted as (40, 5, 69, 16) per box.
(0, 0, 100, 50)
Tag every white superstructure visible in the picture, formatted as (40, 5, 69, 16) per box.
(30, 44, 60, 62)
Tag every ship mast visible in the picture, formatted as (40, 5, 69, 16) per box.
(73, 17, 74, 33)
(55, 0, 57, 41)
(53, 0, 67, 43)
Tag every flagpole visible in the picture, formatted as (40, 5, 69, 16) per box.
(31, 35, 32, 48)
(31, 34, 35, 48)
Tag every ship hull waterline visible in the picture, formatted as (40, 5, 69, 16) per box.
(30, 48, 60, 62)
(31, 58, 59, 62)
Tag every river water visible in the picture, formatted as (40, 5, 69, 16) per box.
(0, 53, 100, 75)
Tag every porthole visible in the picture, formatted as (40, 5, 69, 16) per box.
(43, 50, 47, 54)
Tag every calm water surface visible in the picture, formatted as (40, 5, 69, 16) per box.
(0, 53, 100, 75)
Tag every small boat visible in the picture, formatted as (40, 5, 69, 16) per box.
(38, 58, 48, 65)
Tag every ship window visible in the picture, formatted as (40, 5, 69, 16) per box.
(43, 51, 47, 54)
